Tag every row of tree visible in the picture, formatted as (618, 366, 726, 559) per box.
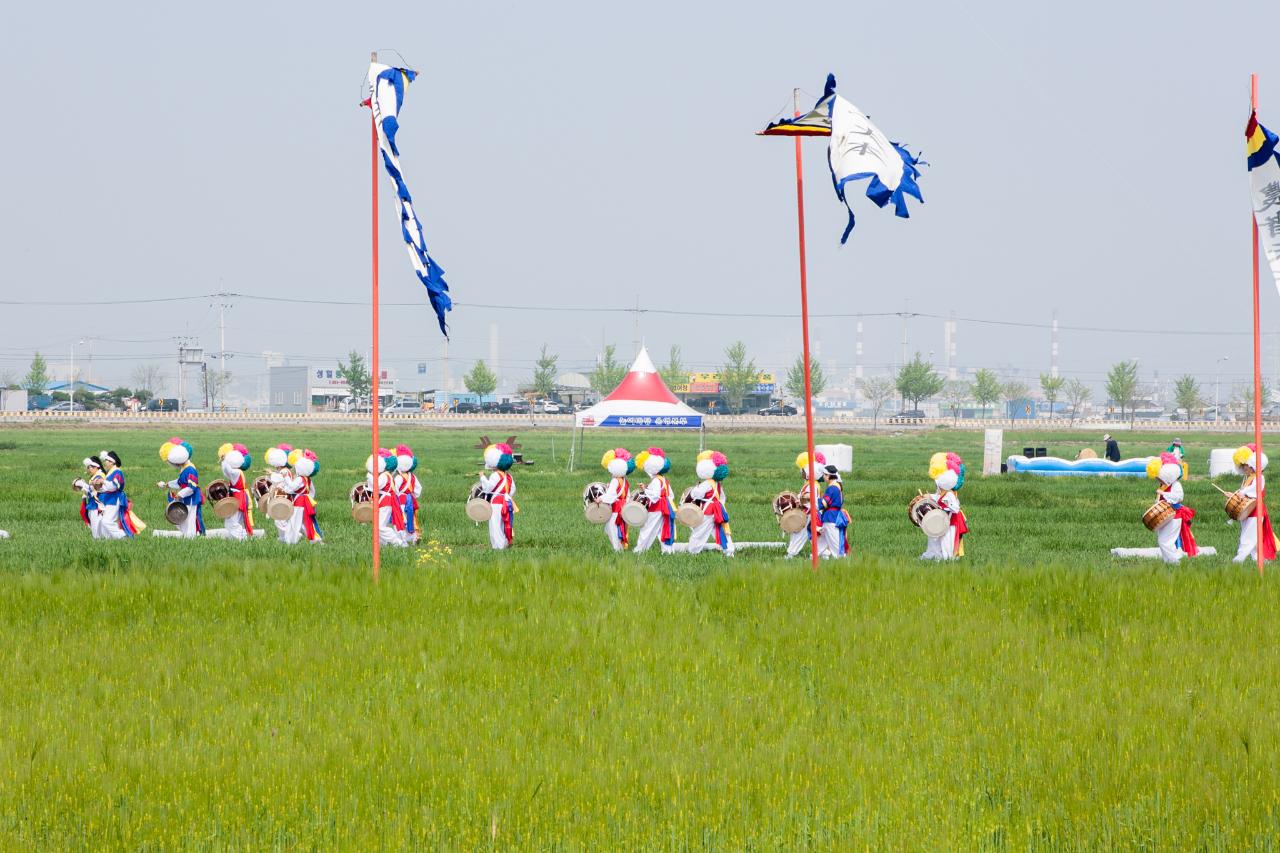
(451, 342, 791, 412)
(3, 353, 172, 401)
(10, 348, 1267, 421)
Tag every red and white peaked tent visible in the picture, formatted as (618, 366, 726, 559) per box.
(574, 347, 703, 429)
(569, 347, 703, 471)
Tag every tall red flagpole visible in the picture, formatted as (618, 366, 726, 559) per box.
(792, 89, 821, 571)
(370, 51, 382, 582)
(1252, 73, 1265, 577)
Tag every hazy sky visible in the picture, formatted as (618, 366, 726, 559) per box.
(2, 1, 1279, 400)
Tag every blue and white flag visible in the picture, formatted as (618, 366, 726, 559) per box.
(760, 74, 924, 243)
(367, 62, 452, 335)
(827, 77, 924, 243)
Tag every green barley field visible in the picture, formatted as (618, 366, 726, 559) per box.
(1, 424, 1279, 848)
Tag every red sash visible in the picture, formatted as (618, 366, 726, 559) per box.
(229, 473, 255, 534)
(1174, 506, 1198, 556)
(379, 492, 406, 530)
(610, 477, 630, 547)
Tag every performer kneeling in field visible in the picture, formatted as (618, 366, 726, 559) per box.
(921, 452, 967, 561)
(157, 437, 204, 538)
(287, 449, 323, 544)
(216, 443, 255, 541)
(633, 447, 676, 555)
(598, 448, 634, 552)
(478, 443, 517, 550)
(687, 450, 733, 557)
(367, 450, 407, 548)
(1149, 452, 1196, 564)
(393, 444, 422, 544)
(817, 464, 850, 558)
(1233, 444, 1278, 564)
(96, 450, 143, 539)
(786, 451, 825, 560)
(75, 456, 106, 538)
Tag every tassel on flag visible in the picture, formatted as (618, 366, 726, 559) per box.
(760, 74, 924, 243)
(366, 62, 452, 335)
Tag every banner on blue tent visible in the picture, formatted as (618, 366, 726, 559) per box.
(582, 414, 703, 429)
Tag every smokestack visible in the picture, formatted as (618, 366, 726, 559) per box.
(942, 314, 957, 381)
(488, 323, 499, 391)
(1050, 310, 1060, 379)
(943, 319, 953, 381)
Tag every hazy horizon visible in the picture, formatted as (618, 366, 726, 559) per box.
(3, 1, 1279, 403)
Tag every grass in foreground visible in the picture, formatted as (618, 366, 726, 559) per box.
(0, 426, 1277, 846)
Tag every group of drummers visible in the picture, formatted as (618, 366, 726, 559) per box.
(44, 436, 1280, 565)
(73, 438, 328, 544)
(63, 438, 975, 559)
(1141, 442, 1279, 564)
(580, 447, 970, 560)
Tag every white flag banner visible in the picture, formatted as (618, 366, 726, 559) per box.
(758, 74, 925, 244)
(1248, 112, 1280, 294)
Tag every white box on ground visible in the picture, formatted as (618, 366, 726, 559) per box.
(982, 429, 1003, 476)
(814, 444, 852, 472)
(1208, 448, 1237, 478)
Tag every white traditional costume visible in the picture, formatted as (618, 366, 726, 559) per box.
(921, 452, 968, 561)
(157, 438, 204, 538)
(816, 465, 851, 559)
(393, 444, 423, 544)
(96, 450, 143, 539)
(598, 448, 634, 552)
(74, 456, 105, 538)
(266, 444, 300, 543)
(633, 448, 676, 555)
(1232, 444, 1278, 564)
(1148, 452, 1196, 564)
(786, 450, 826, 559)
(687, 450, 733, 557)
(287, 448, 323, 543)
(478, 443, 516, 549)
(366, 450, 408, 547)
(215, 443, 255, 541)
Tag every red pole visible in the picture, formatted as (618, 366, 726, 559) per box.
(1252, 73, 1265, 577)
(792, 89, 820, 571)
(371, 52, 382, 582)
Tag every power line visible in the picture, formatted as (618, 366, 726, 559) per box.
(1, 290, 1269, 337)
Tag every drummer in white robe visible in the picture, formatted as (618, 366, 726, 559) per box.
(921, 452, 969, 561)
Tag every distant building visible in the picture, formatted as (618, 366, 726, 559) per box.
(268, 366, 309, 413)
(670, 371, 776, 414)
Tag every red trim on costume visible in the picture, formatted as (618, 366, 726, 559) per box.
(610, 476, 630, 547)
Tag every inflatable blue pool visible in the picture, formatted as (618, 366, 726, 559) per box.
(1005, 455, 1151, 477)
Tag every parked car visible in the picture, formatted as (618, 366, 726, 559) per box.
(451, 401, 480, 414)
(494, 400, 531, 415)
(145, 398, 180, 412)
(479, 401, 502, 414)
(44, 401, 87, 412)
(758, 402, 798, 416)
(534, 399, 562, 414)
(381, 399, 422, 415)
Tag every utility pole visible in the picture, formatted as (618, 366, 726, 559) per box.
(213, 291, 233, 410)
(899, 300, 911, 366)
